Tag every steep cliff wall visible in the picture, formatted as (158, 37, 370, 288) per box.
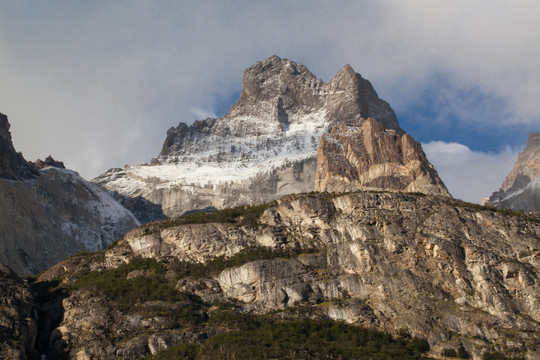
(315, 117, 450, 196)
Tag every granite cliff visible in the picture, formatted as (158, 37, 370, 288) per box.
(0, 112, 139, 275)
(487, 133, 540, 212)
(94, 56, 447, 223)
(28, 191, 540, 359)
(315, 117, 449, 196)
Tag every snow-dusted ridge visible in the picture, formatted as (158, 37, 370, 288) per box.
(486, 132, 540, 213)
(93, 56, 403, 221)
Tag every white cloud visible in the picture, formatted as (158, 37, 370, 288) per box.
(422, 141, 519, 203)
(190, 107, 217, 120)
(0, 0, 538, 184)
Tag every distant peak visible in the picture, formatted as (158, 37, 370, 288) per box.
(335, 64, 357, 78)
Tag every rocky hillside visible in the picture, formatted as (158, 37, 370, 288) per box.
(94, 56, 447, 223)
(0, 112, 139, 275)
(486, 133, 540, 212)
(315, 117, 449, 196)
(29, 191, 540, 359)
(0, 264, 36, 359)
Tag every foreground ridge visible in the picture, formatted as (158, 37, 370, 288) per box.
(30, 191, 540, 359)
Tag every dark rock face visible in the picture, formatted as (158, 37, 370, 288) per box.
(0, 264, 36, 359)
(0, 112, 38, 180)
(0, 113, 140, 275)
(486, 133, 540, 212)
(315, 117, 450, 196)
(95, 56, 437, 222)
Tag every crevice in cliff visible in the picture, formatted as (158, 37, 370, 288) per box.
(29, 279, 69, 360)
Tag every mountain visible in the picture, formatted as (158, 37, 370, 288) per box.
(26, 191, 540, 359)
(486, 133, 540, 212)
(0, 112, 139, 275)
(94, 56, 448, 223)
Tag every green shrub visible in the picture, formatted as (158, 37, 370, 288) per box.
(442, 348, 458, 357)
(457, 344, 470, 359)
(482, 352, 524, 360)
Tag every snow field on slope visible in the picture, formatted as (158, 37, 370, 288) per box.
(112, 110, 330, 189)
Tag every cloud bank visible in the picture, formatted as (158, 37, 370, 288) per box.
(423, 141, 519, 203)
(0, 1, 538, 206)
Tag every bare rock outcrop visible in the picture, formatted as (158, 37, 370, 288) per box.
(314, 117, 450, 196)
(487, 133, 540, 212)
(38, 192, 540, 359)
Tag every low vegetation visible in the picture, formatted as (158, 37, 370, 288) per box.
(482, 352, 525, 360)
(441, 344, 470, 358)
(146, 201, 278, 234)
(149, 316, 430, 360)
(169, 245, 316, 279)
(69, 257, 194, 312)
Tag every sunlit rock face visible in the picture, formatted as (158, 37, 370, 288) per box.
(0, 112, 139, 275)
(486, 133, 540, 212)
(314, 117, 450, 196)
(95, 56, 446, 222)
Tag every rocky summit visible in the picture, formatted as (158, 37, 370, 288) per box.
(94, 56, 445, 223)
(27, 191, 540, 359)
(487, 133, 540, 212)
(0, 112, 139, 275)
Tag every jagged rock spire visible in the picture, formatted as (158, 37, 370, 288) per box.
(0, 112, 38, 180)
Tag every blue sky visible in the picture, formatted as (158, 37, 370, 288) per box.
(0, 1, 538, 202)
